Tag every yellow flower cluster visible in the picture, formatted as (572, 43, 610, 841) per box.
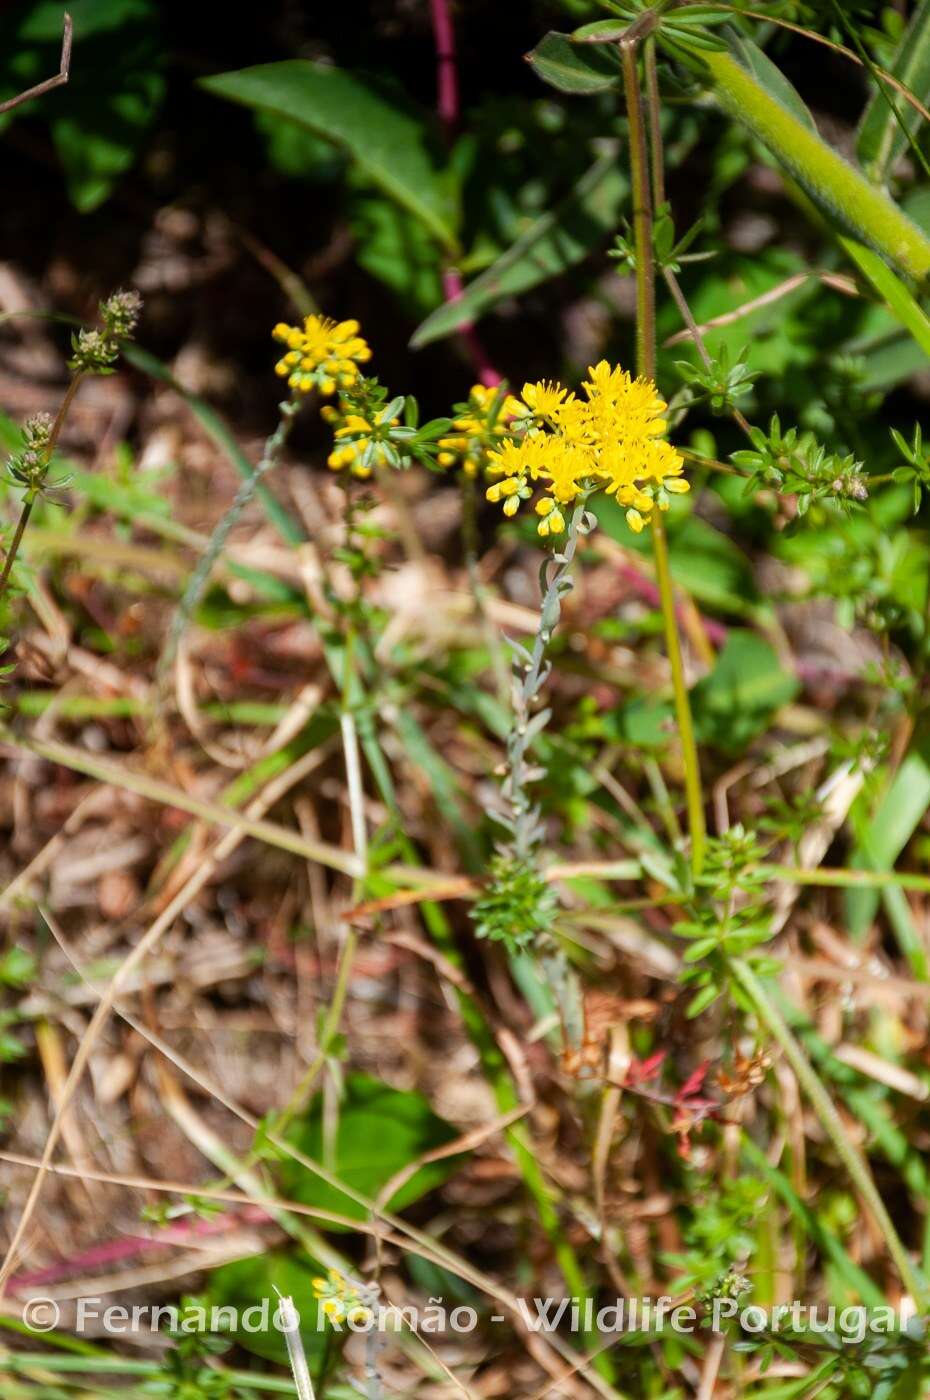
(486, 362, 688, 536)
(312, 1269, 373, 1326)
(320, 403, 401, 476)
(273, 315, 372, 396)
(437, 383, 520, 478)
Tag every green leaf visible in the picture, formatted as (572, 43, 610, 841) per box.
(525, 31, 620, 96)
(200, 61, 457, 251)
(206, 1250, 329, 1365)
(348, 181, 443, 315)
(691, 631, 798, 751)
(700, 39, 930, 283)
(686, 982, 720, 1017)
(838, 235, 930, 361)
(846, 730, 930, 951)
(411, 150, 627, 348)
(721, 32, 816, 132)
(280, 1073, 460, 1225)
(857, 0, 930, 181)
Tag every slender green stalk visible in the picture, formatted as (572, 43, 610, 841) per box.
(621, 33, 706, 874)
(620, 39, 655, 379)
(0, 498, 34, 600)
(651, 514, 706, 873)
(758, 863, 930, 894)
(731, 957, 926, 1305)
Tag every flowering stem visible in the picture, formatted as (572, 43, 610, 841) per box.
(621, 32, 706, 876)
(47, 371, 84, 459)
(0, 497, 34, 601)
(506, 499, 588, 861)
(621, 39, 656, 381)
(0, 368, 87, 603)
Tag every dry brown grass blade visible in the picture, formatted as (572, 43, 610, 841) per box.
(5, 732, 362, 877)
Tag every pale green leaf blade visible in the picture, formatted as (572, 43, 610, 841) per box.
(857, 0, 930, 180)
(846, 733, 930, 955)
(525, 31, 620, 95)
(839, 235, 930, 361)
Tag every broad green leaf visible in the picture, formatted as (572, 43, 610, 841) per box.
(280, 1073, 460, 1224)
(411, 150, 626, 347)
(207, 1250, 329, 1365)
(348, 182, 443, 315)
(525, 31, 620, 96)
(200, 61, 457, 251)
(254, 108, 345, 183)
(857, 0, 930, 181)
(691, 631, 798, 751)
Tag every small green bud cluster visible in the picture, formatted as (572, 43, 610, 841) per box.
(6, 413, 54, 494)
(69, 289, 142, 375)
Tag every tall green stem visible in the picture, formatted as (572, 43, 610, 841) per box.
(621, 39, 656, 379)
(0, 498, 34, 601)
(621, 35, 706, 874)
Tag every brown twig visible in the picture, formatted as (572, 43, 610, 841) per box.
(0, 13, 72, 116)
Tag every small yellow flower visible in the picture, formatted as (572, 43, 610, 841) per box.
(272, 314, 371, 396)
(520, 380, 570, 419)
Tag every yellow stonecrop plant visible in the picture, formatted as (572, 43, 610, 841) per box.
(270, 317, 686, 535)
(273, 314, 372, 396)
(486, 363, 688, 536)
(312, 1269, 373, 1326)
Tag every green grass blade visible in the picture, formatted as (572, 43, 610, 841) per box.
(857, 0, 930, 181)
